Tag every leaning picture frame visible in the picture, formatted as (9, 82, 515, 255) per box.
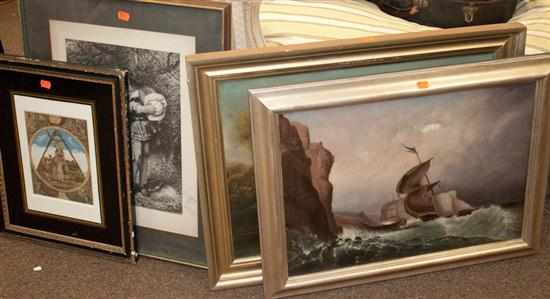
(19, 0, 231, 267)
(0, 40, 4, 231)
(0, 55, 134, 258)
(249, 54, 550, 298)
(186, 23, 527, 289)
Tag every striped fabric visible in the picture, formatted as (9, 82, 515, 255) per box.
(260, 0, 550, 54)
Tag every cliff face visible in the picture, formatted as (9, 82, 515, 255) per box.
(279, 116, 339, 241)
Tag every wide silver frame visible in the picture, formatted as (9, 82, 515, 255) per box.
(250, 54, 550, 298)
(187, 23, 527, 289)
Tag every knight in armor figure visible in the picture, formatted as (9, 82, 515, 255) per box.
(129, 87, 167, 196)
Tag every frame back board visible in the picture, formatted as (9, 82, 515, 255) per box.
(250, 54, 550, 298)
(19, 0, 231, 267)
(187, 23, 527, 289)
(0, 55, 134, 258)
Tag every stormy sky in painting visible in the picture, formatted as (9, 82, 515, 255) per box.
(284, 83, 535, 215)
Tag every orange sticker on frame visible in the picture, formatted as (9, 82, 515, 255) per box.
(117, 10, 130, 22)
(416, 81, 430, 89)
(40, 80, 52, 90)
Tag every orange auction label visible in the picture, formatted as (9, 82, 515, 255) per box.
(117, 10, 130, 22)
(40, 80, 52, 90)
(416, 81, 430, 89)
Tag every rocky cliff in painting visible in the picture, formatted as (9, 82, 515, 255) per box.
(279, 116, 340, 241)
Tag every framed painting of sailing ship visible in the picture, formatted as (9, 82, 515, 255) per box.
(0, 55, 134, 258)
(20, 0, 231, 267)
(187, 23, 527, 289)
(249, 54, 550, 299)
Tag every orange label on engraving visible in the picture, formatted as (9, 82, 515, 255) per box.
(416, 81, 430, 89)
(40, 80, 52, 90)
(117, 10, 130, 22)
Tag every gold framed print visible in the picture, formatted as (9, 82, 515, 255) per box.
(187, 23, 527, 289)
(249, 54, 550, 298)
(0, 55, 134, 258)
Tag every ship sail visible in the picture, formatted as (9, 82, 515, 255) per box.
(452, 195, 476, 216)
(396, 159, 433, 194)
(393, 153, 477, 222)
(433, 190, 476, 217)
(349, 147, 478, 230)
(404, 181, 440, 218)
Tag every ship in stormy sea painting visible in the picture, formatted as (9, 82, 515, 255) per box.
(280, 83, 534, 276)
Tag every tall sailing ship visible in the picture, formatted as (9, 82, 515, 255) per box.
(334, 146, 476, 230)
(381, 146, 476, 227)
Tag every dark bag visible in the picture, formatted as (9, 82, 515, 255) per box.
(368, 0, 518, 28)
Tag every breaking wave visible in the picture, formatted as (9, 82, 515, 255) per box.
(287, 205, 522, 276)
(342, 205, 522, 242)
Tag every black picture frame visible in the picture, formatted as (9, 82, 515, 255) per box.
(19, 0, 231, 267)
(0, 55, 133, 258)
(0, 41, 3, 231)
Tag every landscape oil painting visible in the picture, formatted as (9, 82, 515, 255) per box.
(279, 83, 534, 276)
(26, 112, 92, 205)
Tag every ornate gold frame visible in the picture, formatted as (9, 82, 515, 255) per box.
(0, 55, 134, 259)
(250, 54, 550, 298)
(187, 23, 527, 289)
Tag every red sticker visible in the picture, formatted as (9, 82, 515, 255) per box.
(40, 80, 52, 90)
(117, 10, 130, 22)
(416, 81, 430, 89)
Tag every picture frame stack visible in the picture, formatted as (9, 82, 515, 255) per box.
(0, 0, 548, 297)
(18, 0, 231, 267)
(186, 22, 530, 289)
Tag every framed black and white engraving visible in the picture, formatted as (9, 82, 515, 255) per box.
(20, 0, 231, 266)
(0, 55, 133, 257)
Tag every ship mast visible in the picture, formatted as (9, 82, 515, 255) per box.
(402, 144, 435, 195)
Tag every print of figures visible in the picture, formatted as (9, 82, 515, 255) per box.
(129, 87, 167, 196)
(26, 112, 92, 204)
(66, 39, 184, 213)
